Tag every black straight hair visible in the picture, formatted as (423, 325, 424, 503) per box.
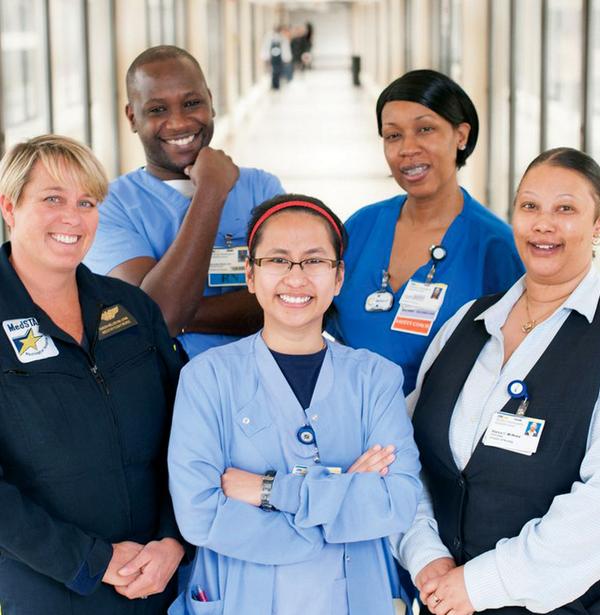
(247, 193, 348, 260)
(376, 69, 479, 169)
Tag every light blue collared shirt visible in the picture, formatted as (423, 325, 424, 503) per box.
(393, 266, 600, 613)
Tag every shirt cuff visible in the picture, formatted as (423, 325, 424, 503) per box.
(464, 550, 516, 611)
(269, 472, 303, 514)
(65, 539, 113, 596)
(396, 525, 453, 582)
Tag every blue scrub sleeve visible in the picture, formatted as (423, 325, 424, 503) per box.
(168, 362, 325, 566)
(259, 173, 285, 201)
(86, 194, 156, 275)
(269, 363, 422, 544)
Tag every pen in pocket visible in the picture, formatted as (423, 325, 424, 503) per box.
(191, 585, 209, 602)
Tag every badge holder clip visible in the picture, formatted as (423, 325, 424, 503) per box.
(365, 270, 394, 312)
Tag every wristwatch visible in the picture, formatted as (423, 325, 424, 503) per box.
(260, 470, 277, 511)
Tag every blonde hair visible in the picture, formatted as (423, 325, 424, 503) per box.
(0, 134, 108, 206)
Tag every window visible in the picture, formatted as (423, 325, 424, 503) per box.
(1, 0, 50, 146)
(511, 0, 542, 191)
(544, 0, 583, 149)
(589, 0, 600, 159)
(48, 0, 87, 140)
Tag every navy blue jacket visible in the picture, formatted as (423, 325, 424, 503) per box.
(0, 243, 183, 614)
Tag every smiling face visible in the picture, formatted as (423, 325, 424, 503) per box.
(513, 162, 600, 286)
(126, 56, 214, 180)
(246, 211, 344, 344)
(381, 100, 469, 202)
(0, 160, 99, 277)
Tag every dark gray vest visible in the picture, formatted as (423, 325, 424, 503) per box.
(413, 294, 600, 615)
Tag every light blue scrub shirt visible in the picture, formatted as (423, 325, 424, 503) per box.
(85, 167, 284, 358)
(167, 333, 422, 615)
(328, 188, 524, 395)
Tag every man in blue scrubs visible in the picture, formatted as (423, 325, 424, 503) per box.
(85, 46, 284, 359)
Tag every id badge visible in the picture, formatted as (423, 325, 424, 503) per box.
(390, 280, 447, 336)
(208, 246, 248, 287)
(482, 412, 545, 456)
(365, 291, 394, 312)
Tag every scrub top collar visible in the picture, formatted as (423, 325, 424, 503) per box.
(473, 265, 600, 338)
(380, 188, 469, 293)
(137, 167, 193, 212)
(254, 332, 334, 413)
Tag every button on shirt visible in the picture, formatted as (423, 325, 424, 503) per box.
(393, 267, 600, 613)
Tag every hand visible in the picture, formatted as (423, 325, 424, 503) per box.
(184, 147, 239, 200)
(422, 565, 474, 615)
(347, 444, 396, 476)
(114, 538, 185, 600)
(221, 467, 263, 506)
(415, 557, 456, 600)
(102, 541, 144, 587)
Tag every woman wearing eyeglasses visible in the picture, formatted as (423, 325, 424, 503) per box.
(168, 194, 421, 615)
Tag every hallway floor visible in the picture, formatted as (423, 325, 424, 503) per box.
(225, 68, 398, 222)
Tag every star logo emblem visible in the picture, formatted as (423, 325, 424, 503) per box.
(16, 328, 43, 355)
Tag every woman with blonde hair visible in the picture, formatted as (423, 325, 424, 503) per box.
(0, 135, 184, 614)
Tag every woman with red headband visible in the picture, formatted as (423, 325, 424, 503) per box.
(168, 194, 421, 615)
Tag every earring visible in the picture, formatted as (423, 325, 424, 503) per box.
(458, 144, 466, 151)
(593, 235, 600, 246)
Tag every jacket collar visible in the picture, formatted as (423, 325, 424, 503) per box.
(0, 241, 112, 347)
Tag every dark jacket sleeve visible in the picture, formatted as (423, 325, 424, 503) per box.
(146, 300, 192, 556)
(0, 452, 113, 594)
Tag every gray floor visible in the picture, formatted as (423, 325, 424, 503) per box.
(226, 68, 399, 222)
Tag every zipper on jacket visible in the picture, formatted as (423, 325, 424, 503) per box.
(84, 303, 110, 395)
(89, 363, 109, 395)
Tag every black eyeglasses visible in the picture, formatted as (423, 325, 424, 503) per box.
(250, 256, 341, 276)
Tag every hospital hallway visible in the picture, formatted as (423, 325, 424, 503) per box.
(223, 68, 397, 221)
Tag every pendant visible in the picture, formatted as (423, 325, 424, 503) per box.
(521, 320, 536, 334)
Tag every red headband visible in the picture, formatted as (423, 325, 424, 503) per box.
(248, 200, 343, 255)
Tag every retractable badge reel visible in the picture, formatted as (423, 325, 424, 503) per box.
(426, 244, 447, 283)
(507, 380, 529, 415)
(365, 270, 394, 312)
(296, 425, 320, 463)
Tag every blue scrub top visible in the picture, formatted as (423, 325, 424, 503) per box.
(328, 188, 524, 395)
(85, 167, 284, 358)
(168, 332, 421, 615)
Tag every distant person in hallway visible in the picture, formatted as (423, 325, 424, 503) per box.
(394, 147, 600, 615)
(328, 69, 524, 395)
(85, 46, 284, 361)
(168, 194, 421, 615)
(261, 26, 292, 90)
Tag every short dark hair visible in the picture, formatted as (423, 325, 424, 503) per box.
(520, 147, 600, 218)
(126, 45, 204, 102)
(247, 193, 348, 260)
(376, 69, 479, 169)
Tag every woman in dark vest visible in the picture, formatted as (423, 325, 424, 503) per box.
(392, 147, 600, 615)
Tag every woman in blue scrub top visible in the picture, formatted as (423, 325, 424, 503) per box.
(329, 70, 524, 395)
(168, 194, 422, 615)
